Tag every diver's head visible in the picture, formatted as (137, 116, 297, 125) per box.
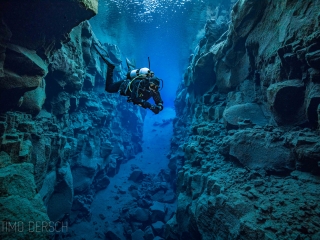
(149, 77, 160, 91)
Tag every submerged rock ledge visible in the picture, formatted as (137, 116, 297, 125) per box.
(168, 0, 320, 239)
(0, 1, 145, 239)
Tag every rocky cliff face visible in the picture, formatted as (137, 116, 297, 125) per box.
(167, 0, 320, 239)
(0, 1, 145, 239)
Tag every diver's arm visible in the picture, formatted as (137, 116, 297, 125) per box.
(129, 82, 163, 114)
(152, 91, 164, 112)
(131, 94, 161, 114)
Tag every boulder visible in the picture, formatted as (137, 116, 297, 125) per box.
(131, 229, 145, 240)
(150, 201, 166, 223)
(105, 230, 122, 240)
(152, 221, 165, 236)
(131, 222, 143, 232)
(223, 103, 268, 129)
(20, 79, 46, 115)
(226, 130, 294, 173)
(144, 226, 155, 240)
(151, 190, 165, 201)
(161, 190, 176, 203)
(129, 207, 150, 222)
(129, 169, 143, 182)
(93, 172, 110, 192)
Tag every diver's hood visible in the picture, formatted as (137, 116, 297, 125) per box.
(149, 77, 160, 86)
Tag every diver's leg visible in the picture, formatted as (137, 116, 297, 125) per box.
(93, 43, 115, 68)
(107, 80, 124, 93)
(105, 66, 117, 93)
(106, 80, 124, 93)
(126, 57, 135, 71)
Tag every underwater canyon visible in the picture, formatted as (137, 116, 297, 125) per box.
(0, 0, 320, 240)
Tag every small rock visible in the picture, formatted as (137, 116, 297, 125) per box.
(131, 229, 145, 240)
(144, 226, 154, 240)
(129, 207, 150, 222)
(150, 201, 166, 223)
(151, 221, 165, 236)
(129, 169, 143, 182)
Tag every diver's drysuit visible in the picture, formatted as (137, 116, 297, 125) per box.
(105, 65, 164, 114)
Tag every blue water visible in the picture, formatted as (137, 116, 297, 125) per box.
(90, 0, 228, 107)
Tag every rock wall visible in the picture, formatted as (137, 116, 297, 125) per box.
(167, 0, 320, 239)
(0, 2, 145, 239)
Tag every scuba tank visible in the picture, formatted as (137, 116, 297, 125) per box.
(126, 67, 151, 79)
(124, 57, 163, 95)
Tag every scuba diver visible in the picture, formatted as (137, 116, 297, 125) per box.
(93, 42, 164, 114)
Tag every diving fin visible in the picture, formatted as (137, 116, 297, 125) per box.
(93, 43, 116, 68)
(126, 57, 136, 71)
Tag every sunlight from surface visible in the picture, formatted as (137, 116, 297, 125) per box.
(103, 0, 204, 23)
(91, 0, 231, 106)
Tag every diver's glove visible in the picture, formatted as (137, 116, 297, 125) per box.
(157, 103, 163, 111)
(150, 105, 163, 114)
